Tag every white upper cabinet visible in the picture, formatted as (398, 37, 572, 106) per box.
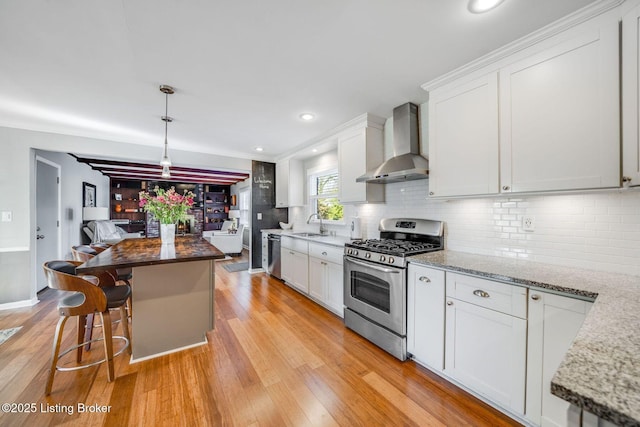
(500, 18, 620, 193)
(623, 4, 640, 187)
(338, 117, 385, 204)
(428, 73, 500, 197)
(275, 158, 304, 208)
(424, 7, 622, 197)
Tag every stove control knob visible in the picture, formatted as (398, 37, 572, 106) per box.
(353, 250, 358, 256)
(379, 255, 386, 262)
(365, 253, 371, 259)
(346, 249, 352, 255)
(388, 257, 395, 264)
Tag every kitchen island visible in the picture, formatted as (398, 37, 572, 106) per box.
(76, 236, 225, 362)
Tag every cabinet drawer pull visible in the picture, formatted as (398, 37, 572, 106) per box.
(502, 185, 510, 191)
(446, 301, 453, 306)
(322, 251, 328, 256)
(473, 289, 490, 298)
(622, 176, 632, 183)
(418, 276, 431, 283)
(531, 294, 540, 301)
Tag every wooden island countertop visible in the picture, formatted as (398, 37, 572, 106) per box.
(76, 236, 225, 275)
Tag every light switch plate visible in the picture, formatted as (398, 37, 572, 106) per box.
(1, 211, 12, 222)
(257, 213, 262, 220)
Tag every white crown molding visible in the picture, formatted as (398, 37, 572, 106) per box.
(275, 112, 386, 162)
(421, 0, 626, 92)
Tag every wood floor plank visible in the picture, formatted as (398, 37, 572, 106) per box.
(363, 371, 445, 427)
(0, 251, 521, 426)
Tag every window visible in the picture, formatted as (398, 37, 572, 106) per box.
(309, 168, 343, 221)
(239, 188, 250, 227)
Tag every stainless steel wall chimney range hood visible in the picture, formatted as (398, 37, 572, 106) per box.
(356, 102, 428, 184)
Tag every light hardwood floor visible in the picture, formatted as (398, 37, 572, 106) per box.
(0, 252, 521, 426)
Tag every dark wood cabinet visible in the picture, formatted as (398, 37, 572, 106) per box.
(109, 180, 226, 236)
(203, 186, 230, 231)
(111, 179, 146, 235)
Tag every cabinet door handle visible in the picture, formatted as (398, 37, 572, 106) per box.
(473, 289, 490, 298)
(322, 251, 327, 256)
(418, 276, 431, 283)
(429, 192, 434, 196)
(502, 185, 510, 191)
(622, 176, 632, 183)
(531, 294, 540, 301)
(446, 300, 453, 306)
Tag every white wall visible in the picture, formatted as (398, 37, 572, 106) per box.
(349, 180, 640, 277)
(35, 150, 110, 259)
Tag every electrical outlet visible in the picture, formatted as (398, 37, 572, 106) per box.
(522, 216, 535, 232)
(1, 211, 12, 222)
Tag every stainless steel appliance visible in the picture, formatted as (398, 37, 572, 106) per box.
(356, 103, 429, 184)
(343, 218, 444, 360)
(267, 233, 282, 279)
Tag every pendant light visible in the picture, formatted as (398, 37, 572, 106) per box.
(159, 84, 174, 178)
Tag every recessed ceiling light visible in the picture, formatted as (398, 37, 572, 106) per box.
(299, 113, 315, 121)
(468, 0, 505, 13)
(255, 147, 264, 152)
(312, 148, 318, 153)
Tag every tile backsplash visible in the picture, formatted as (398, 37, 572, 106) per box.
(290, 180, 640, 276)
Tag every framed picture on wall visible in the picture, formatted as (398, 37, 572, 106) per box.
(83, 182, 96, 207)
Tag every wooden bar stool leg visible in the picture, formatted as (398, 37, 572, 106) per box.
(76, 315, 86, 363)
(100, 311, 115, 382)
(46, 316, 69, 396)
(84, 313, 95, 351)
(120, 305, 132, 355)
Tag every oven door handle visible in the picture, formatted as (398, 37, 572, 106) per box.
(346, 258, 401, 274)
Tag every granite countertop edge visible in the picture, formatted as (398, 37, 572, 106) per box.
(408, 250, 640, 426)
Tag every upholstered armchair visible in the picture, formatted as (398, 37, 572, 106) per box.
(205, 224, 244, 255)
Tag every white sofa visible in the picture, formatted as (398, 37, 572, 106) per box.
(205, 224, 244, 255)
(83, 220, 144, 244)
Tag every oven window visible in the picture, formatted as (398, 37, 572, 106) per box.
(350, 271, 390, 313)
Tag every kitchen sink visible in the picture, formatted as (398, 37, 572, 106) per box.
(291, 232, 326, 238)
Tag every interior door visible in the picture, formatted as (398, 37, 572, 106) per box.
(35, 158, 60, 291)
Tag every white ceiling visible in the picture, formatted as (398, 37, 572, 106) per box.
(0, 0, 596, 162)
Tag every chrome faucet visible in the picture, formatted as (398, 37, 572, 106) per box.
(307, 213, 327, 235)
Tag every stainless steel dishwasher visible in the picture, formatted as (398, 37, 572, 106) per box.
(267, 233, 281, 279)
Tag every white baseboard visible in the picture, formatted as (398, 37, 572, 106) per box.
(0, 297, 39, 311)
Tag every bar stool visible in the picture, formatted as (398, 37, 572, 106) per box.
(43, 260, 131, 395)
(70, 245, 131, 350)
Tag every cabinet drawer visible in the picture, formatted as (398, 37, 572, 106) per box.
(308, 242, 343, 265)
(281, 236, 308, 253)
(446, 272, 527, 318)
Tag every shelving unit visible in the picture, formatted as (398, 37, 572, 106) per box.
(203, 186, 230, 231)
(110, 179, 146, 235)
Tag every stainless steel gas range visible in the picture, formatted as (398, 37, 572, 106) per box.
(343, 218, 444, 361)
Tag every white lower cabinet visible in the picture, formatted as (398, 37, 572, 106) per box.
(526, 291, 592, 427)
(280, 236, 309, 294)
(309, 257, 344, 317)
(261, 232, 269, 272)
(308, 242, 344, 316)
(444, 272, 527, 414)
(281, 249, 309, 294)
(407, 264, 445, 370)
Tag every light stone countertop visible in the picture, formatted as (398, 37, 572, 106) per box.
(260, 228, 351, 248)
(408, 250, 640, 427)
